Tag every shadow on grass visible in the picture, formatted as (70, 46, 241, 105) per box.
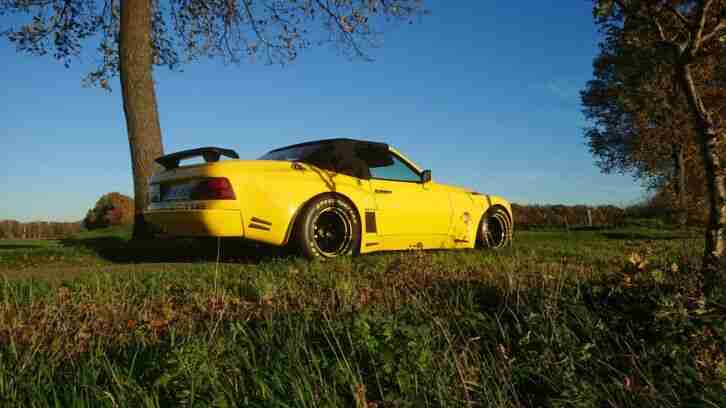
(419, 273, 715, 406)
(59, 236, 288, 264)
(570, 225, 619, 231)
(600, 232, 689, 241)
(0, 244, 49, 250)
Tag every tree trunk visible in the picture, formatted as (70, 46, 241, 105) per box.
(119, 0, 164, 240)
(672, 143, 687, 226)
(679, 63, 726, 284)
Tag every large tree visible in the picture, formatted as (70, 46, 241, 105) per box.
(592, 0, 726, 282)
(581, 17, 724, 225)
(1, 0, 427, 238)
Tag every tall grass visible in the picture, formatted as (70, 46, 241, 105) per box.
(1, 233, 724, 407)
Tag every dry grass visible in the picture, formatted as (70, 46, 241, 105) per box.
(0, 225, 724, 407)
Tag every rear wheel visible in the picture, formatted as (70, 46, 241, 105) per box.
(295, 196, 360, 259)
(478, 207, 512, 249)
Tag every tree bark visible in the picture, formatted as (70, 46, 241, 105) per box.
(119, 0, 164, 239)
(672, 143, 687, 226)
(678, 63, 726, 284)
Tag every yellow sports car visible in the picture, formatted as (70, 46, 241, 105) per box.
(145, 138, 513, 258)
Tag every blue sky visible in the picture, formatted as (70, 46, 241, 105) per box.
(0, 1, 645, 222)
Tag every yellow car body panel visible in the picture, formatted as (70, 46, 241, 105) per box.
(144, 209, 244, 237)
(144, 140, 512, 255)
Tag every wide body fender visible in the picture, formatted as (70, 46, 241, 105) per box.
(464, 194, 513, 245)
(234, 163, 377, 249)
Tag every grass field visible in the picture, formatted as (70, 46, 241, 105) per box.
(0, 224, 724, 407)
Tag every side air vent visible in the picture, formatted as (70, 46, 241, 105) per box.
(249, 217, 272, 231)
(365, 212, 377, 233)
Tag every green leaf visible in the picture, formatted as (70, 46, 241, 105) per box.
(650, 269, 665, 283)
(595, 0, 615, 18)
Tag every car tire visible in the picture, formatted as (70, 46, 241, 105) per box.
(478, 207, 512, 249)
(295, 195, 361, 259)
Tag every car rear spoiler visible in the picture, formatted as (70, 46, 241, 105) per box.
(155, 147, 239, 170)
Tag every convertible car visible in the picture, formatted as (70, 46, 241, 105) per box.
(145, 138, 513, 258)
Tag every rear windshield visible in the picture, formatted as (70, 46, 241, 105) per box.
(259, 142, 367, 179)
(258, 145, 322, 161)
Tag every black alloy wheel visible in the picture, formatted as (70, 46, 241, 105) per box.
(479, 207, 512, 249)
(296, 196, 360, 259)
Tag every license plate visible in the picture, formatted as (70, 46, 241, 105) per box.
(162, 182, 197, 201)
(149, 184, 161, 202)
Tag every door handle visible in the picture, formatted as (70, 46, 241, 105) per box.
(375, 189, 393, 194)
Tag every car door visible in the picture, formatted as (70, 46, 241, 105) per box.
(367, 152, 451, 250)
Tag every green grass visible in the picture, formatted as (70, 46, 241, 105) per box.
(0, 224, 724, 407)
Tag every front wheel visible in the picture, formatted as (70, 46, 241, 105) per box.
(478, 207, 512, 249)
(295, 196, 361, 259)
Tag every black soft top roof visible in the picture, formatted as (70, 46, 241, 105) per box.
(266, 138, 388, 153)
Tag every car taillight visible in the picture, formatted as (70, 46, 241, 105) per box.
(190, 178, 236, 200)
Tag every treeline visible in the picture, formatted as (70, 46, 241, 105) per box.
(1, 192, 135, 240)
(512, 204, 625, 230)
(0, 220, 83, 239)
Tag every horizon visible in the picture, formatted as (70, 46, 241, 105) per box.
(1, 1, 646, 223)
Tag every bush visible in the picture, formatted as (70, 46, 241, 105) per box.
(83, 192, 134, 230)
(624, 191, 709, 226)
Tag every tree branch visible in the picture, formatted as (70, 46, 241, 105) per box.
(611, 0, 634, 21)
(652, 15, 668, 41)
(612, 0, 627, 10)
(313, 0, 368, 59)
(241, 0, 270, 47)
(649, 9, 686, 53)
(694, 0, 714, 51)
(663, 4, 691, 29)
(699, 19, 726, 47)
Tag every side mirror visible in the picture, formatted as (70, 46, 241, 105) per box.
(421, 169, 432, 183)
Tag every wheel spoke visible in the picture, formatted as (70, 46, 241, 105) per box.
(312, 207, 352, 256)
(482, 211, 509, 249)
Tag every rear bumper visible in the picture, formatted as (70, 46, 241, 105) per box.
(144, 209, 245, 237)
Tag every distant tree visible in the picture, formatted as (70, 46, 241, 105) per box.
(84, 192, 134, 230)
(1, 0, 427, 238)
(48, 221, 83, 238)
(0, 220, 16, 239)
(11, 221, 25, 239)
(59, 222, 83, 237)
(0, 220, 82, 239)
(592, 0, 726, 281)
(26, 222, 39, 239)
(511, 204, 626, 229)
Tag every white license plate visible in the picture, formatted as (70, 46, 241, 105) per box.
(162, 182, 197, 201)
(149, 184, 161, 202)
